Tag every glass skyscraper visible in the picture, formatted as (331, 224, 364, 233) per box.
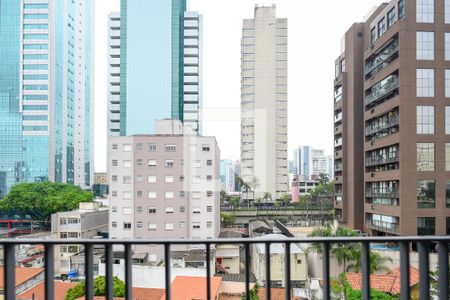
(0, 0, 94, 197)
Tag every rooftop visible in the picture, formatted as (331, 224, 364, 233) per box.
(18, 281, 76, 300)
(162, 276, 222, 300)
(0, 267, 43, 288)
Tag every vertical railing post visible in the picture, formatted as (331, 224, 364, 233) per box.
(418, 241, 430, 300)
(44, 244, 54, 300)
(206, 243, 211, 300)
(265, 242, 271, 300)
(437, 241, 449, 300)
(361, 241, 370, 300)
(125, 243, 133, 300)
(244, 243, 250, 300)
(284, 242, 291, 300)
(4, 243, 15, 300)
(165, 243, 171, 300)
(399, 241, 410, 300)
(322, 242, 330, 300)
(105, 243, 114, 300)
(85, 244, 94, 300)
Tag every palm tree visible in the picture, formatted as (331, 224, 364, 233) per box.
(229, 196, 240, 215)
(262, 192, 272, 203)
(235, 176, 245, 201)
(347, 251, 393, 273)
(220, 190, 228, 205)
(242, 182, 251, 206)
(249, 176, 260, 202)
(280, 193, 290, 207)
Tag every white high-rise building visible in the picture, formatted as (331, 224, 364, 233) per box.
(293, 146, 329, 180)
(107, 12, 121, 136)
(240, 5, 288, 201)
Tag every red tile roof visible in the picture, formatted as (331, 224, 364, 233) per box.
(0, 267, 44, 288)
(163, 276, 222, 300)
(18, 281, 76, 300)
(346, 267, 419, 294)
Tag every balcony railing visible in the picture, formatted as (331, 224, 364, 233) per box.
(365, 155, 399, 167)
(0, 237, 448, 300)
(365, 77, 399, 107)
(365, 189, 399, 198)
(365, 220, 400, 235)
(365, 117, 399, 137)
(365, 39, 399, 78)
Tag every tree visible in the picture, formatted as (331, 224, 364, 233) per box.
(220, 190, 228, 205)
(65, 276, 125, 300)
(242, 182, 251, 204)
(241, 283, 260, 300)
(221, 212, 236, 226)
(332, 273, 397, 300)
(0, 182, 93, 223)
(229, 196, 241, 213)
(280, 193, 290, 207)
(262, 192, 272, 203)
(249, 176, 260, 202)
(235, 176, 245, 201)
(347, 251, 393, 273)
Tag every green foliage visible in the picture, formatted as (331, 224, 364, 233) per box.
(220, 190, 229, 205)
(332, 273, 398, 300)
(221, 212, 236, 225)
(229, 196, 241, 211)
(347, 251, 393, 273)
(0, 182, 93, 222)
(241, 283, 260, 300)
(65, 276, 125, 300)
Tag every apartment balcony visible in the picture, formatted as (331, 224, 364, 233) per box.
(365, 220, 400, 235)
(334, 139, 342, 148)
(335, 164, 343, 172)
(365, 156, 399, 167)
(365, 77, 399, 107)
(0, 237, 448, 300)
(365, 117, 399, 137)
(365, 189, 399, 198)
(365, 39, 399, 79)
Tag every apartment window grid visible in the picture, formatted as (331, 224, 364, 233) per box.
(416, 0, 434, 23)
(446, 70, 450, 96)
(446, 0, 450, 23)
(138, 174, 144, 181)
(148, 144, 157, 152)
(416, 69, 434, 97)
(416, 106, 435, 134)
(446, 144, 450, 171)
(446, 107, 450, 134)
(416, 32, 434, 60)
(370, 27, 377, 44)
(416, 143, 435, 171)
(387, 7, 396, 28)
(377, 18, 386, 38)
(165, 144, 176, 152)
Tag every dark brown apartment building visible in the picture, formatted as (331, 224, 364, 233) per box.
(334, 0, 450, 236)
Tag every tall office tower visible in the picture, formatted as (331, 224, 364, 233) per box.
(326, 155, 334, 180)
(0, 0, 94, 198)
(108, 120, 220, 259)
(240, 5, 288, 201)
(335, 0, 450, 236)
(107, 0, 203, 136)
(293, 146, 328, 180)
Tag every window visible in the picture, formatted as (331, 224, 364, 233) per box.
(179, 222, 186, 228)
(192, 223, 201, 229)
(165, 144, 176, 152)
(148, 176, 156, 183)
(137, 206, 143, 213)
(387, 7, 396, 28)
(416, 106, 434, 134)
(180, 191, 185, 197)
(148, 160, 157, 167)
(445, 34, 450, 61)
(165, 223, 174, 230)
(112, 160, 118, 167)
(148, 191, 156, 199)
(192, 191, 201, 199)
(446, 107, 450, 134)
(207, 160, 213, 166)
(194, 160, 201, 168)
(137, 191, 142, 197)
(123, 207, 132, 215)
(136, 175, 143, 182)
(112, 144, 118, 150)
(417, 180, 435, 208)
(123, 191, 132, 199)
(370, 27, 376, 44)
(112, 175, 117, 182)
(416, 0, 434, 23)
(377, 18, 386, 37)
(207, 175, 212, 181)
(398, 0, 405, 19)
(417, 143, 435, 171)
(112, 222, 117, 228)
(417, 217, 435, 235)
(446, 0, 450, 23)
(340, 58, 346, 73)
(445, 70, 450, 97)
(193, 176, 201, 184)
(446, 181, 450, 208)
(207, 206, 212, 212)
(207, 221, 213, 228)
(123, 144, 132, 152)
(148, 223, 157, 230)
(165, 176, 174, 183)
(165, 191, 174, 199)
(123, 176, 131, 184)
(193, 207, 201, 214)
(202, 145, 210, 151)
(416, 32, 434, 60)
(148, 144, 157, 151)
(123, 223, 132, 230)
(112, 206, 117, 213)
(207, 191, 213, 197)
(24, 3, 49, 9)
(112, 191, 117, 197)
(446, 144, 450, 171)
(165, 207, 174, 214)
(24, 13, 48, 19)
(416, 69, 434, 97)
(136, 143, 143, 150)
(123, 160, 132, 168)
(180, 206, 185, 213)
(165, 160, 174, 168)
(180, 176, 184, 182)
(136, 159, 143, 166)
(148, 207, 157, 214)
(136, 222, 143, 229)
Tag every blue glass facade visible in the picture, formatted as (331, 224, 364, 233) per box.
(120, 0, 186, 135)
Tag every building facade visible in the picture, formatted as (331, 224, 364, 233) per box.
(107, 1, 203, 136)
(293, 146, 331, 180)
(0, 0, 94, 197)
(240, 5, 288, 201)
(108, 120, 220, 259)
(335, 0, 450, 236)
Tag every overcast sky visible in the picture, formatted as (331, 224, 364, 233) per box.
(93, 0, 385, 172)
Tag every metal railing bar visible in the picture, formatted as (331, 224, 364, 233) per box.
(125, 244, 133, 300)
(418, 241, 430, 300)
(399, 241, 410, 300)
(361, 241, 370, 300)
(265, 242, 271, 300)
(165, 244, 171, 300)
(244, 243, 250, 300)
(105, 243, 114, 300)
(284, 242, 291, 300)
(322, 242, 330, 300)
(44, 244, 54, 300)
(206, 243, 211, 300)
(437, 241, 449, 300)
(4, 243, 15, 300)
(85, 244, 94, 300)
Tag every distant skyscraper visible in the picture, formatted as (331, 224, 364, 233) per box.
(0, 0, 94, 197)
(293, 146, 328, 180)
(107, 0, 202, 136)
(240, 5, 288, 201)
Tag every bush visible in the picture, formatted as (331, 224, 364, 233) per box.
(65, 276, 125, 300)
